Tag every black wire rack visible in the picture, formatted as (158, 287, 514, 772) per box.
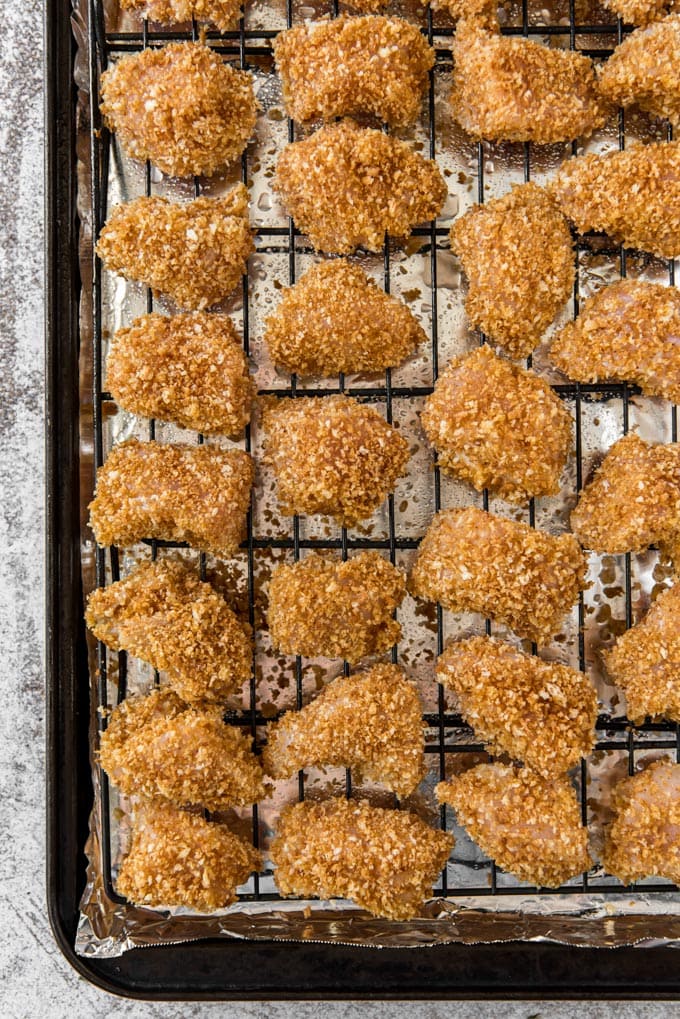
(85, 0, 680, 913)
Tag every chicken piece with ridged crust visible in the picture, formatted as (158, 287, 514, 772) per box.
(602, 0, 679, 26)
(119, 0, 242, 31)
(599, 16, 680, 125)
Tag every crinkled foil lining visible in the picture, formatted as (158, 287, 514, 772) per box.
(73, 0, 680, 958)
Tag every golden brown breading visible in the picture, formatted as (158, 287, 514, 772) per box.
(270, 797, 453, 920)
(267, 551, 406, 662)
(437, 636, 597, 775)
(550, 141, 680, 259)
(117, 802, 261, 911)
(437, 764, 590, 887)
(570, 432, 680, 561)
(603, 584, 680, 723)
(451, 20, 607, 144)
(274, 16, 434, 128)
(106, 312, 255, 437)
(100, 43, 257, 178)
(602, 0, 679, 26)
(550, 280, 680, 404)
(96, 185, 253, 310)
(450, 183, 574, 358)
(86, 560, 252, 704)
(88, 439, 254, 558)
(430, 0, 498, 24)
(119, 0, 242, 31)
(421, 345, 573, 503)
(599, 16, 680, 124)
(410, 507, 586, 646)
(262, 395, 410, 527)
(263, 259, 427, 377)
(340, 0, 389, 9)
(274, 119, 447, 254)
(602, 759, 680, 885)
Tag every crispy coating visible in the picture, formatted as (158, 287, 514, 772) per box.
(270, 797, 453, 920)
(263, 259, 427, 377)
(274, 119, 447, 254)
(571, 432, 680, 561)
(274, 16, 434, 128)
(100, 43, 257, 177)
(262, 395, 410, 527)
(119, 0, 242, 31)
(267, 551, 406, 662)
(88, 439, 254, 558)
(421, 345, 573, 503)
(603, 584, 680, 724)
(436, 764, 591, 887)
(602, 759, 680, 885)
(599, 16, 680, 124)
(602, 0, 679, 26)
(450, 183, 574, 358)
(263, 665, 425, 797)
(550, 280, 680, 403)
(430, 0, 498, 24)
(451, 20, 607, 144)
(410, 507, 586, 645)
(437, 636, 597, 775)
(117, 802, 261, 912)
(550, 141, 680, 259)
(86, 560, 252, 704)
(96, 185, 253, 310)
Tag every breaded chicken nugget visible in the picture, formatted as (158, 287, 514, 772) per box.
(274, 119, 447, 254)
(262, 395, 410, 526)
(88, 439, 254, 557)
(436, 764, 591, 887)
(120, 0, 242, 31)
(550, 280, 680, 403)
(599, 16, 680, 125)
(410, 507, 586, 645)
(451, 20, 607, 144)
(267, 551, 406, 662)
(450, 183, 574, 358)
(86, 560, 252, 704)
(263, 259, 427, 377)
(270, 797, 453, 919)
(602, 759, 680, 885)
(421, 345, 572, 503)
(603, 584, 680, 723)
(550, 141, 680, 259)
(602, 0, 679, 26)
(437, 636, 597, 775)
(117, 802, 261, 911)
(274, 16, 434, 128)
(571, 433, 680, 561)
(96, 185, 253, 310)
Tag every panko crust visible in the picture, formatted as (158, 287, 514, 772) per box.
(262, 664, 426, 798)
(262, 395, 410, 527)
(274, 119, 447, 254)
(550, 280, 680, 403)
(602, 0, 679, 26)
(86, 559, 252, 704)
(119, 0, 243, 31)
(410, 507, 586, 646)
(263, 259, 427, 377)
(267, 551, 406, 662)
(270, 797, 453, 920)
(106, 312, 255, 436)
(437, 764, 591, 888)
(450, 183, 574, 358)
(88, 439, 254, 558)
(96, 185, 253, 310)
(421, 345, 573, 503)
(599, 16, 680, 124)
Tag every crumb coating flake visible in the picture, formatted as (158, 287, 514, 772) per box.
(410, 507, 586, 646)
(599, 16, 680, 124)
(263, 259, 427, 377)
(263, 395, 410, 526)
(603, 759, 680, 885)
(274, 119, 447, 254)
(271, 797, 453, 920)
(267, 551, 406, 661)
(421, 345, 572, 503)
(602, 0, 679, 26)
(88, 439, 254, 557)
(86, 559, 252, 703)
(120, 0, 243, 31)
(450, 182, 574, 358)
(603, 584, 680, 724)
(117, 802, 262, 911)
(550, 141, 680, 259)
(437, 636, 597, 776)
(96, 185, 253, 310)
